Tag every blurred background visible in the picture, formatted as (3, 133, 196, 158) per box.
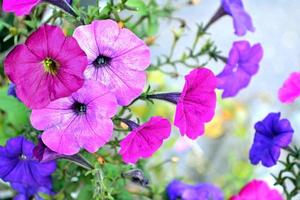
(134, 0, 300, 198)
(0, 0, 300, 199)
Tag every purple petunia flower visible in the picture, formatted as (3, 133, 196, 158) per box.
(0, 136, 56, 199)
(217, 41, 263, 98)
(73, 19, 151, 106)
(119, 116, 171, 164)
(166, 180, 224, 200)
(222, 0, 255, 36)
(3, 0, 74, 16)
(249, 113, 294, 167)
(204, 0, 254, 36)
(30, 80, 118, 155)
(4, 24, 87, 109)
(148, 68, 217, 139)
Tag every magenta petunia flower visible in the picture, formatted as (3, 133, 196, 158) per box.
(3, 0, 74, 16)
(147, 68, 217, 139)
(175, 68, 217, 139)
(30, 80, 118, 155)
(230, 180, 283, 200)
(73, 19, 151, 106)
(4, 24, 87, 109)
(2, 0, 40, 16)
(119, 117, 171, 164)
(278, 72, 300, 104)
(217, 41, 263, 98)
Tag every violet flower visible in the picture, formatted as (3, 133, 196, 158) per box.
(204, 0, 255, 36)
(249, 113, 294, 167)
(147, 68, 217, 139)
(0, 136, 56, 199)
(166, 180, 224, 200)
(217, 41, 263, 98)
(119, 116, 171, 164)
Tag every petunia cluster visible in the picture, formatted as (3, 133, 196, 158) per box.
(1, 1, 221, 195)
(1, 0, 297, 199)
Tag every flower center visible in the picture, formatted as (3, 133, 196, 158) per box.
(19, 154, 27, 160)
(93, 55, 111, 68)
(43, 58, 59, 75)
(72, 101, 87, 115)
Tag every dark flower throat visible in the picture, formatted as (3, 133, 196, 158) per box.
(72, 101, 87, 115)
(93, 55, 111, 68)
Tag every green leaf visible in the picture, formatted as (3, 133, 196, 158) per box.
(0, 86, 29, 129)
(125, 0, 148, 15)
(78, 184, 93, 199)
(0, 86, 29, 145)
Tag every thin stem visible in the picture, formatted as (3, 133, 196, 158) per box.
(203, 6, 226, 32)
(62, 154, 94, 170)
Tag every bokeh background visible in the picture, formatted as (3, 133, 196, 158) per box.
(135, 0, 300, 198)
(0, 0, 300, 199)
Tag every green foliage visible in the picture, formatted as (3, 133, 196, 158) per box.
(273, 146, 300, 200)
(0, 86, 29, 145)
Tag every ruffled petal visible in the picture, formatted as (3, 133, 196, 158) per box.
(2, 0, 40, 16)
(278, 72, 300, 103)
(119, 117, 171, 163)
(175, 68, 217, 139)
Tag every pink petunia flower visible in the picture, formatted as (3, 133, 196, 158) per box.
(278, 72, 300, 104)
(73, 19, 151, 106)
(30, 80, 118, 155)
(147, 68, 217, 139)
(230, 180, 283, 200)
(4, 24, 87, 109)
(2, 0, 74, 16)
(119, 117, 171, 163)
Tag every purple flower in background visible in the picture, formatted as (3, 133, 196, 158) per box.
(73, 19, 151, 106)
(217, 41, 263, 98)
(0, 136, 56, 199)
(204, 0, 254, 36)
(166, 180, 224, 200)
(222, 0, 255, 36)
(249, 113, 294, 167)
